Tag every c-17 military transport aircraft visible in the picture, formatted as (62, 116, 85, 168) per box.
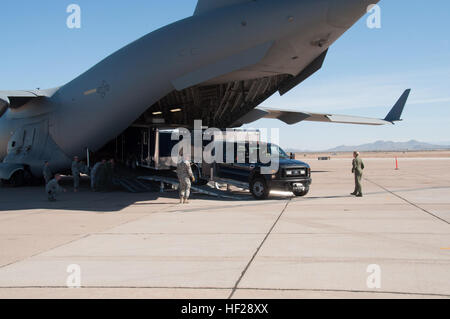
(0, 0, 410, 185)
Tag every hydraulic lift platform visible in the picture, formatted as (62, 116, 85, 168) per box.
(138, 175, 245, 200)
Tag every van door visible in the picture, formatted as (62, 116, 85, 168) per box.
(230, 142, 253, 182)
(216, 142, 251, 182)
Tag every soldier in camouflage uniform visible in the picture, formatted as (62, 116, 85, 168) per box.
(42, 161, 53, 185)
(97, 159, 108, 191)
(46, 174, 66, 201)
(176, 150, 195, 204)
(105, 159, 116, 189)
(71, 156, 81, 192)
(351, 151, 365, 197)
(91, 160, 106, 191)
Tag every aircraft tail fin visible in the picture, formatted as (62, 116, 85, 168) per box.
(384, 89, 411, 123)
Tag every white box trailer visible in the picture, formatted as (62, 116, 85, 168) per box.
(115, 126, 260, 170)
(112, 126, 179, 171)
(208, 129, 261, 142)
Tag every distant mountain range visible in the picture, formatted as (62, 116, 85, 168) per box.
(286, 140, 450, 153)
(325, 140, 450, 152)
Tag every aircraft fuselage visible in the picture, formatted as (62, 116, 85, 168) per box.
(0, 0, 377, 177)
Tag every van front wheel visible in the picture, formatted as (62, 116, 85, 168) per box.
(293, 187, 309, 197)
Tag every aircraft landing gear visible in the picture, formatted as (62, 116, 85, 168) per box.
(9, 170, 25, 187)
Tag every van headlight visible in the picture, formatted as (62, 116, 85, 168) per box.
(285, 169, 306, 176)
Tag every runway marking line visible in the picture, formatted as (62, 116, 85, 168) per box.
(364, 177, 450, 225)
(228, 199, 292, 299)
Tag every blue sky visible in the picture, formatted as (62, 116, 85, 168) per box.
(1, 0, 449, 150)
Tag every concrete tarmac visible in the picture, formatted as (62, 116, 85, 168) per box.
(0, 157, 449, 299)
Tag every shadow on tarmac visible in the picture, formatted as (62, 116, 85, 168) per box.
(1, 174, 448, 213)
(0, 175, 266, 212)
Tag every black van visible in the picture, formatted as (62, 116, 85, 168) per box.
(206, 141, 312, 200)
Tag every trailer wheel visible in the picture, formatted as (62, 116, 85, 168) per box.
(192, 165, 208, 186)
(250, 177, 270, 200)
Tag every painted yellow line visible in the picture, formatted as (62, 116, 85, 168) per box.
(84, 89, 97, 95)
(440, 248, 450, 250)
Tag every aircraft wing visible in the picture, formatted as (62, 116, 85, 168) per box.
(235, 89, 411, 126)
(0, 89, 53, 110)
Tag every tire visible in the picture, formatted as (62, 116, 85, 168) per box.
(293, 187, 309, 197)
(10, 170, 25, 187)
(194, 178, 208, 186)
(250, 177, 270, 200)
(192, 165, 208, 186)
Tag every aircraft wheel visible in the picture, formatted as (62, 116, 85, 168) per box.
(10, 170, 25, 187)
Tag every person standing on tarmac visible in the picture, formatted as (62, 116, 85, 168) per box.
(97, 159, 108, 191)
(90, 160, 104, 192)
(105, 159, 115, 189)
(42, 161, 53, 185)
(176, 150, 195, 204)
(71, 156, 81, 192)
(351, 151, 365, 197)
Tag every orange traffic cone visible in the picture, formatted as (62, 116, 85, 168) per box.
(395, 157, 399, 170)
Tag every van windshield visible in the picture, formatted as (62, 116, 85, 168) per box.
(249, 143, 289, 160)
(221, 142, 290, 163)
(267, 143, 290, 159)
